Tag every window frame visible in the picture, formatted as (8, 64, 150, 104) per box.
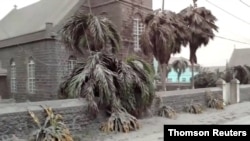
(133, 16, 144, 50)
(27, 59, 35, 94)
(10, 61, 17, 93)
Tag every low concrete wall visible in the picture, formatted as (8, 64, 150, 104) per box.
(239, 84, 250, 102)
(156, 83, 191, 91)
(0, 99, 104, 140)
(156, 87, 222, 112)
(0, 87, 222, 139)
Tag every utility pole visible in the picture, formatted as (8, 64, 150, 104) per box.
(162, 0, 165, 11)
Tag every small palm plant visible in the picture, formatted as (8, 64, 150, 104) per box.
(28, 106, 73, 141)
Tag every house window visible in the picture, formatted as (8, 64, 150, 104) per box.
(10, 61, 17, 93)
(133, 16, 144, 51)
(27, 58, 35, 94)
(68, 56, 77, 73)
(182, 78, 186, 82)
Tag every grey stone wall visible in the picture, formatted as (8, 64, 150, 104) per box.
(155, 83, 192, 91)
(155, 87, 223, 112)
(239, 84, 250, 102)
(0, 87, 222, 139)
(0, 99, 104, 140)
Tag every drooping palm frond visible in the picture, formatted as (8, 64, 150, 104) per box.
(61, 12, 121, 54)
(179, 4, 218, 64)
(141, 10, 190, 65)
(59, 52, 155, 119)
(28, 106, 73, 141)
(141, 10, 190, 91)
(122, 58, 155, 116)
(100, 106, 140, 133)
(125, 56, 155, 78)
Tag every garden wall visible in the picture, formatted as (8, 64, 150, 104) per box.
(0, 99, 105, 140)
(0, 87, 222, 139)
(155, 87, 222, 112)
(155, 83, 191, 91)
(239, 84, 250, 102)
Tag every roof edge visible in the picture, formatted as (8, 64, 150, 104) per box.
(0, 29, 56, 48)
(0, 8, 16, 21)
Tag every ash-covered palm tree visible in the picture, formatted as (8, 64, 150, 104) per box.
(179, 0, 218, 89)
(59, 52, 155, 132)
(141, 10, 190, 91)
(172, 59, 189, 88)
(60, 11, 155, 133)
(61, 11, 121, 54)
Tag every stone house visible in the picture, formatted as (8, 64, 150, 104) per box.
(229, 48, 250, 67)
(0, 0, 152, 102)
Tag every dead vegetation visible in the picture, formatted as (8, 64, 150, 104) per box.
(184, 100, 203, 114)
(205, 90, 224, 110)
(99, 107, 140, 133)
(28, 106, 74, 141)
(158, 105, 176, 119)
(155, 96, 177, 119)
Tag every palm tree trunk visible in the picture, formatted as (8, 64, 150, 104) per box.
(178, 77, 180, 90)
(160, 64, 167, 91)
(191, 63, 195, 89)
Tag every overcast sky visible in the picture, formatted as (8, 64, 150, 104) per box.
(1, 0, 250, 67)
